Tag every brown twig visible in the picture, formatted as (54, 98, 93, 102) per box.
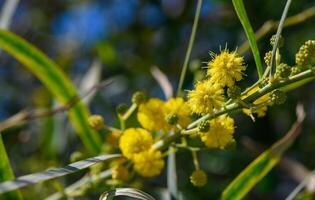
(238, 5, 315, 54)
(0, 79, 114, 133)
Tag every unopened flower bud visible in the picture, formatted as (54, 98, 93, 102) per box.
(270, 34, 284, 47)
(112, 166, 129, 181)
(227, 86, 241, 99)
(190, 170, 207, 187)
(296, 40, 315, 67)
(275, 63, 291, 79)
(165, 113, 178, 125)
(198, 120, 210, 132)
(271, 90, 286, 105)
(88, 115, 105, 131)
(116, 103, 128, 115)
(132, 91, 147, 105)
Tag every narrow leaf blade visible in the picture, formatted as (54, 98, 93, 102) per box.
(221, 106, 305, 200)
(0, 154, 120, 194)
(232, 0, 263, 77)
(0, 135, 23, 199)
(99, 188, 156, 200)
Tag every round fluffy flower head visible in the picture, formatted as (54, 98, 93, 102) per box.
(201, 115, 235, 149)
(188, 80, 225, 115)
(207, 49, 246, 87)
(190, 170, 208, 187)
(242, 86, 270, 117)
(137, 98, 167, 131)
(133, 149, 165, 177)
(164, 98, 191, 128)
(119, 128, 153, 159)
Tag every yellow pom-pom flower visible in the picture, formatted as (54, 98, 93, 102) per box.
(207, 50, 246, 87)
(88, 115, 105, 131)
(137, 98, 167, 131)
(188, 80, 225, 115)
(190, 170, 208, 187)
(200, 115, 235, 149)
(119, 128, 153, 159)
(133, 149, 165, 177)
(242, 86, 270, 117)
(164, 97, 191, 128)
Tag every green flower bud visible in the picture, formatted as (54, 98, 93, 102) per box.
(132, 91, 147, 105)
(290, 66, 302, 76)
(270, 34, 284, 47)
(271, 90, 286, 105)
(295, 40, 315, 67)
(165, 113, 178, 125)
(198, 120, 210, 132)
(227, 86, 241, 99)
(88, 115, 105, 130)
(259, 78, 269, 89)
(275, 63, 291, 79)
(116, 103, 128, 115)
(264, 51, 272, 66)
(190, 170, 207, 187)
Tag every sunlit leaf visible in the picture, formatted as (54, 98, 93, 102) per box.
(232, 0, 263, 77)
(0, 135, 23, 199)
(221, 105, 305, 200)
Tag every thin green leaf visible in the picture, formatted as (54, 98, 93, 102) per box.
(0, 135, 23, 199)
(232, 0, 263, 77)
(269, 0, 293, 78)
(0, 29, 101, 154)
(0, 154, 120, 194)
(221, 105, 306, 200)
(99, 188, 156, 200)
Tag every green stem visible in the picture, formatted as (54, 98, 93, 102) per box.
(269, 0, 293, 79)
(121, 103, 137, 121)
(176, 0, 203, 96)
(191, 151, 200, 170)
(190, 68, 315, 129)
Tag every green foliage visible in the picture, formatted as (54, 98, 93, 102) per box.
(232, 0, 263, 77)
(0, 135, 23, 200)
(0, 29, 101, 154)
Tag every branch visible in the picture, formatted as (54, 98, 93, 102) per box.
(0, 79, 114, 133)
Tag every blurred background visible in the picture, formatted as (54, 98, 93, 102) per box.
(1, 0, 315, 199)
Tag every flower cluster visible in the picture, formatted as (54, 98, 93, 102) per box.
(83, 40, 315, 189)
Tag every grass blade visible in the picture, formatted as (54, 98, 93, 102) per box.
(221, 105, 305, 200)
(232, 0, 263, 77)
(0, 154, 120, 194)
(0, 135, 23, 199)
(99, 188, 155, 200)
(0, 29, 102, 154)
